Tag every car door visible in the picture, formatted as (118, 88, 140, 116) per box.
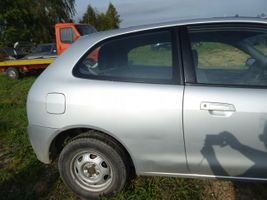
(68, 28, 188, 174)
(182, 24, 267, 179)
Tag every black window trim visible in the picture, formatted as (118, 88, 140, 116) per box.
(180, 25, 196, 84)
(182, 22, 267, 89)
(72, 27, 183, 85)
(174, 26, 184, 85)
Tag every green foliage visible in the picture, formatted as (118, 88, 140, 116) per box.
(0, 0, 76, 46)
(102, 177, 206, 200)
(81, 3, 121, 31)
(105, 3, 121, 30)
(82, 5, 98, 28)
(129, 45, 172, 66)
(193, 42, 250, 69)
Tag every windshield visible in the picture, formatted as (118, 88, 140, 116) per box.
(32, 44, 54, 53)
(75, 25, 97, 36)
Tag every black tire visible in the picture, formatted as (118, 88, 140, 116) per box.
(6, 67, 20, 80)
(58, 137, 127, 200)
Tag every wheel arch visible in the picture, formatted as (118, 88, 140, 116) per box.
(49, 125, 136, 175)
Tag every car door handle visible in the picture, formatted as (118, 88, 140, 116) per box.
(200, 102, 236, 112)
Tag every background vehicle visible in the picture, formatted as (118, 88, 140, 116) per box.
(0, 47, 25, 61)
(56, 23, 96, 55)
(27, 18, 267, 199)
(24, 43, 57, 59)
(0, 23, 96, 79)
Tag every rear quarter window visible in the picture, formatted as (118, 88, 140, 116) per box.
(73, 30, 177, 84)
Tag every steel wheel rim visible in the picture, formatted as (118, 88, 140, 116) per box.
(70, 150, 113, 192)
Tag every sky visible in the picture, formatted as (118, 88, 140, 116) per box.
(75, 0, 267, 28)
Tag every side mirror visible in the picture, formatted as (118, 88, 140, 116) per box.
(246, 57, 256, 67)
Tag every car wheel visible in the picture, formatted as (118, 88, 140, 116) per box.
(58, 137, 127, 200)
(6, 67, 20, 80)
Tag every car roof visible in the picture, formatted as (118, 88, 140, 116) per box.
(126, 17, 267, 29)
(81, 17, 267, 42)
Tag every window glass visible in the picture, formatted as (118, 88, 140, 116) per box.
(189, 26, 267, 86)
(129, 42, 172, 67)
(193, 42, 249, 69)
(246, 34, 267, 56)
(60, 28, 75, 43)
(75, 25, 96, 36)
(32, 44, 52, 53)
(74, 30, 174, 82)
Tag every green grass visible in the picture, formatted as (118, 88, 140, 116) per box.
(193, 42, 250, 69)
(254, 44, 267, 56)
(128, 45, 172, 66)
(0, 74, 75, 200)
(0, 73, 214, 200)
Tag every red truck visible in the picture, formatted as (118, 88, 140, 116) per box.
(0, 23, 96, 79)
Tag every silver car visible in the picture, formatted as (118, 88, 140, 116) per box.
(27, 17, 267, 199)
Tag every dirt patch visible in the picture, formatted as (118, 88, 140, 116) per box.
(204, 180, 267, 200)
(233, 181, 267, 200)
(204, 180, 235, 200)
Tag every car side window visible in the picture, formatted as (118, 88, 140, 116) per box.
(188, 26, 267, 86)
(73, 30, 175, 83)
(247, 34, 267, 57)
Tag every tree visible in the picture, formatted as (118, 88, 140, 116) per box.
(81, 3, 121, 31)
(82, 5, 97, 28)
(106, 3, 121, 30)
(96, 13, 109, 31)
(0, 0, 33, 46)
(0, 0, 76, 46)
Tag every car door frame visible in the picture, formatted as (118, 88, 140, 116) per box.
(64, 26, 191, 175)
(180, 22, 267, 180)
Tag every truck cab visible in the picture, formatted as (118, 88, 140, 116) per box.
(55, 23, 96, 55)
